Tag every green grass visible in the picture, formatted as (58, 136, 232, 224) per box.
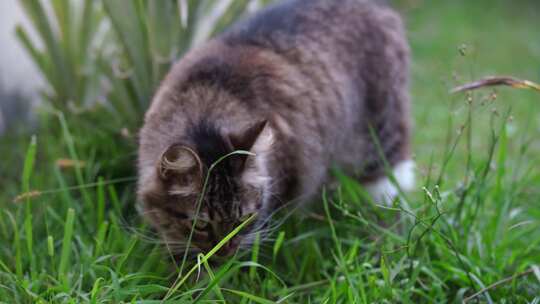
(1, 0, 540, 302)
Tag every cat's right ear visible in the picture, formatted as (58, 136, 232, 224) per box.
(157, 144, 203, 195)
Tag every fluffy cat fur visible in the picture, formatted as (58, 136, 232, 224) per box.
(138, 0, 413, 256)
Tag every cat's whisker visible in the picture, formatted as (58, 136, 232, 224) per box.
(252, 197, 299, 230)
(255, 203, 299, 233)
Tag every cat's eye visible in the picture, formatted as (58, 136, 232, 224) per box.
(192, 219, 209, 229)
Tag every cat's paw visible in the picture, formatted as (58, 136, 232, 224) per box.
(365, 160, 415, 205)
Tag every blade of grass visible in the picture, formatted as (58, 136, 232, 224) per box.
(58, 208, 75, 288)
(192, 258, 235, 303)
(210, 0, 250, 37)
(201, 256, 226, 302)
(21, 135, 37, 194)
(51, 0, 71, 52)
(102, 0, 152, 105)
(147, 0, 179, 81)
(96, 176, 105, 227)
(90, 277, 104, 304)
(273, 231, 285, 262)
(15, 26, 53, 85)
(190, 0, 235, 46)
(108, 185, 123, 216)
(250, 232, 261, 279)
(77, 0, 96, 61)
(47, 235, 55, 258)
(22, 135, 37, 281)
(163, 212, 257, 301)
(19, 0, 73, 102)
(222, 288, 275, 304)
(194, 261, 286, 303)
(6, 211, 23, 277)
(55, 111, 93, 207)
(322, 189, 363, 302)
(94, 221, 109, 258)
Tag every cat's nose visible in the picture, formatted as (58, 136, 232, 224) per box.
(217, 237, 239, 257)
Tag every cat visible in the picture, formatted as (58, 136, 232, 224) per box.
(137, 0, 414, 257)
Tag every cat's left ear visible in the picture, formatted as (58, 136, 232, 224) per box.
(227, 120, 273, 172)
(228, 120, 269, 153)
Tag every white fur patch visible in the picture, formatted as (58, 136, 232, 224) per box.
(365, 160, 415, 205)
(241, 126, 274, 189)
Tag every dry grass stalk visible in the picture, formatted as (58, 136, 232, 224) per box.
(451, 76, 540, 94)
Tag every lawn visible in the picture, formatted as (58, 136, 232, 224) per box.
(1, 0, 539, 303)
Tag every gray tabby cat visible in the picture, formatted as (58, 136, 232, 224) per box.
(137, 0, 414, 257)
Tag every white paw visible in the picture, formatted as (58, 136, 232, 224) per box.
(365, 160, 415, 205)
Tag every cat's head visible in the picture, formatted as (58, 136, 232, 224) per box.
(137, 120, 274, 256)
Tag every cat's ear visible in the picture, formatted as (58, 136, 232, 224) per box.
(157, 144, 203, 195)
(228, 120, 273, 174)
(228, 120, 268, 152)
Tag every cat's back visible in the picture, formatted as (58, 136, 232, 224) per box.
(224, 0, 404, 55)
(223, 0, 319, 48)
